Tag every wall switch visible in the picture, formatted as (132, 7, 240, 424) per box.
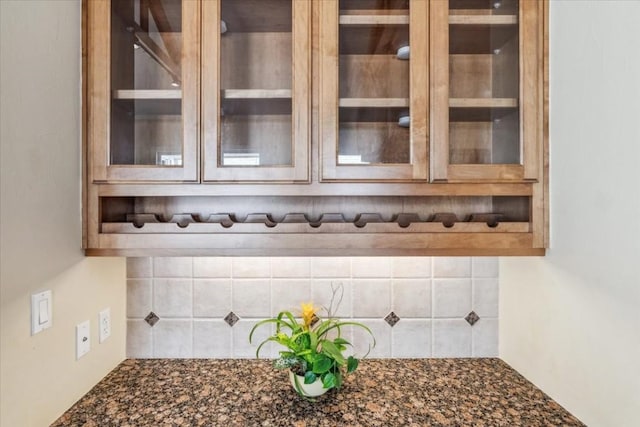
(76, 320, 90, 360)
(99, 308, 111, 343)
(31, 290, 52, 335)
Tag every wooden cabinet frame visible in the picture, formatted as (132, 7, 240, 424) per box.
(318, 0, 429, 182)
(430, 0, 543, 183)
(83, 0, 549, 256)
(87, 0, 200, 182)
(201, 0, 311, 182)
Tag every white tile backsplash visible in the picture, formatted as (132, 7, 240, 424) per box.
(193, 257, 232, 278)
(153, 257, 192, 278)
(232, 257, 270, 278)
(392, 319, 432, 358)
(352, 257, 392, 278)
(232, 279, 271, 317)
(473, 278, 499, 318)
(352, 320, 390, 358)
(472, 318, 499, 357)
(472, 257, 499, 278)
(311, 279, 352, 318)
(433, 319, 472, 358)
(392, 279, 431, 318)
(126, 257, 152, 278)
(126, 279, 152, 318)
(392, 257, 431, 278)
(127, 320, 152, 358)
(193, 320, 232, 358)
(153, 278, 192, 318)
(127, 257, 499, 359)
(433, 279, 472, 318)
(352, 279, 391, 318)
(433, 257, 471, 278)
(311, 257, 351, 278)
(271, 257, 311, 278)
(153, 320, 192, 358)
(193, 279, 231, 318)
(271, 279, 311, 316)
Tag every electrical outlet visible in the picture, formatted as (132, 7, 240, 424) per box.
(76, 320, 90, 360)
(99, 308, 111, 343)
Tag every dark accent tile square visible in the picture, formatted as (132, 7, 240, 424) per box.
(384, 312, 400, 327)
(465, 311, 480, 326)
(144, 311, 160, 327)
(310, 314, 319, 327)
(224, 312, 239, 327)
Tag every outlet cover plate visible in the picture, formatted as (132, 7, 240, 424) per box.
(76, 320, 90, 360)
(99, 308, 111, 343)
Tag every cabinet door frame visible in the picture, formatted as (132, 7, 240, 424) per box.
(430, 0, 542, 183)
(318, 0, 429, 182)
(88, 0, 200, 182)
(201, 0, 311, 183)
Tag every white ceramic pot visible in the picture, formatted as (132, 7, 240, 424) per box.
(288, 371, 329, 397)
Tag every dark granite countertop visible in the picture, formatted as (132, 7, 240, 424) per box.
(53, 359, 583, 426)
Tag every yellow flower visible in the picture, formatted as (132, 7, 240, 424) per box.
(300, 302, 317, 330)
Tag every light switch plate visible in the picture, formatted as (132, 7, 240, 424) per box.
(76, 320, 90, 360)
(31, 290, 52, 335)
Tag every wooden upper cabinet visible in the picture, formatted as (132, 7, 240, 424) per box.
(201, 0, 311, 182)
(88, 0, 200, 182)
(319, 0, 429, 182)
(430, 0, 543, 182)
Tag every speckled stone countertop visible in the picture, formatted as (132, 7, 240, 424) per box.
(53, 359, 583, 426)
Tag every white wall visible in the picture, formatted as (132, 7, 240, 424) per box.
(0, 1, 126, 426)
(500, 2, 640, 427)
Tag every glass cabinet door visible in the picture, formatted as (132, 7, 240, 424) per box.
(319, 0, 428, 181)
(90, 0, 199, 182)
(431, 0, 541, 182)
(202, 0, 310, 182)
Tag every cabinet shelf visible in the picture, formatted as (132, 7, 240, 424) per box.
(112, 90, 182, 116)
(112, 90, 181, 100)
(340, 25, 409, 55)
(449, 98, 518, 122)
(220, 89, 292, 116)
(450, 0, 519, 12)
(449, 16, 518, 54)
(450, 98, 518, 108)
(339, 15, 409, 26)
(221, 89, 291, 99)
(339, 98, 409, 108)
(449, 15, 518, 25)
(221, 0, 291, 33)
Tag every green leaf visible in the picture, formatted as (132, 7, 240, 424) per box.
(309, 330, 318, 351)
(312, 354, 332, 374)
(334, 369, 343, 389)
(347, 356, 359, 373)
(333, 337, 351, 346)
(322, 372, 337, 389)
(320, 340, 346, 365)
(304, 371, 317, 384)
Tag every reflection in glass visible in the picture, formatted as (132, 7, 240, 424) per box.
(219, 0, 293, 167)
(110, 0, 183, 166)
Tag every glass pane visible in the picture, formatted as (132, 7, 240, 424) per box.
(110, 0, 183, 166)
(338, 0, 410, 165)
(448, 0, 520, 165)
(219, 0, 293, 167)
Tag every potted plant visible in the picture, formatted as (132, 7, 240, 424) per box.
(249, 283, 375, 399)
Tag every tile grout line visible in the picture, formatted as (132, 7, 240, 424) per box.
(430, 257, 435, 357)
(470, 257, 475, 357)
